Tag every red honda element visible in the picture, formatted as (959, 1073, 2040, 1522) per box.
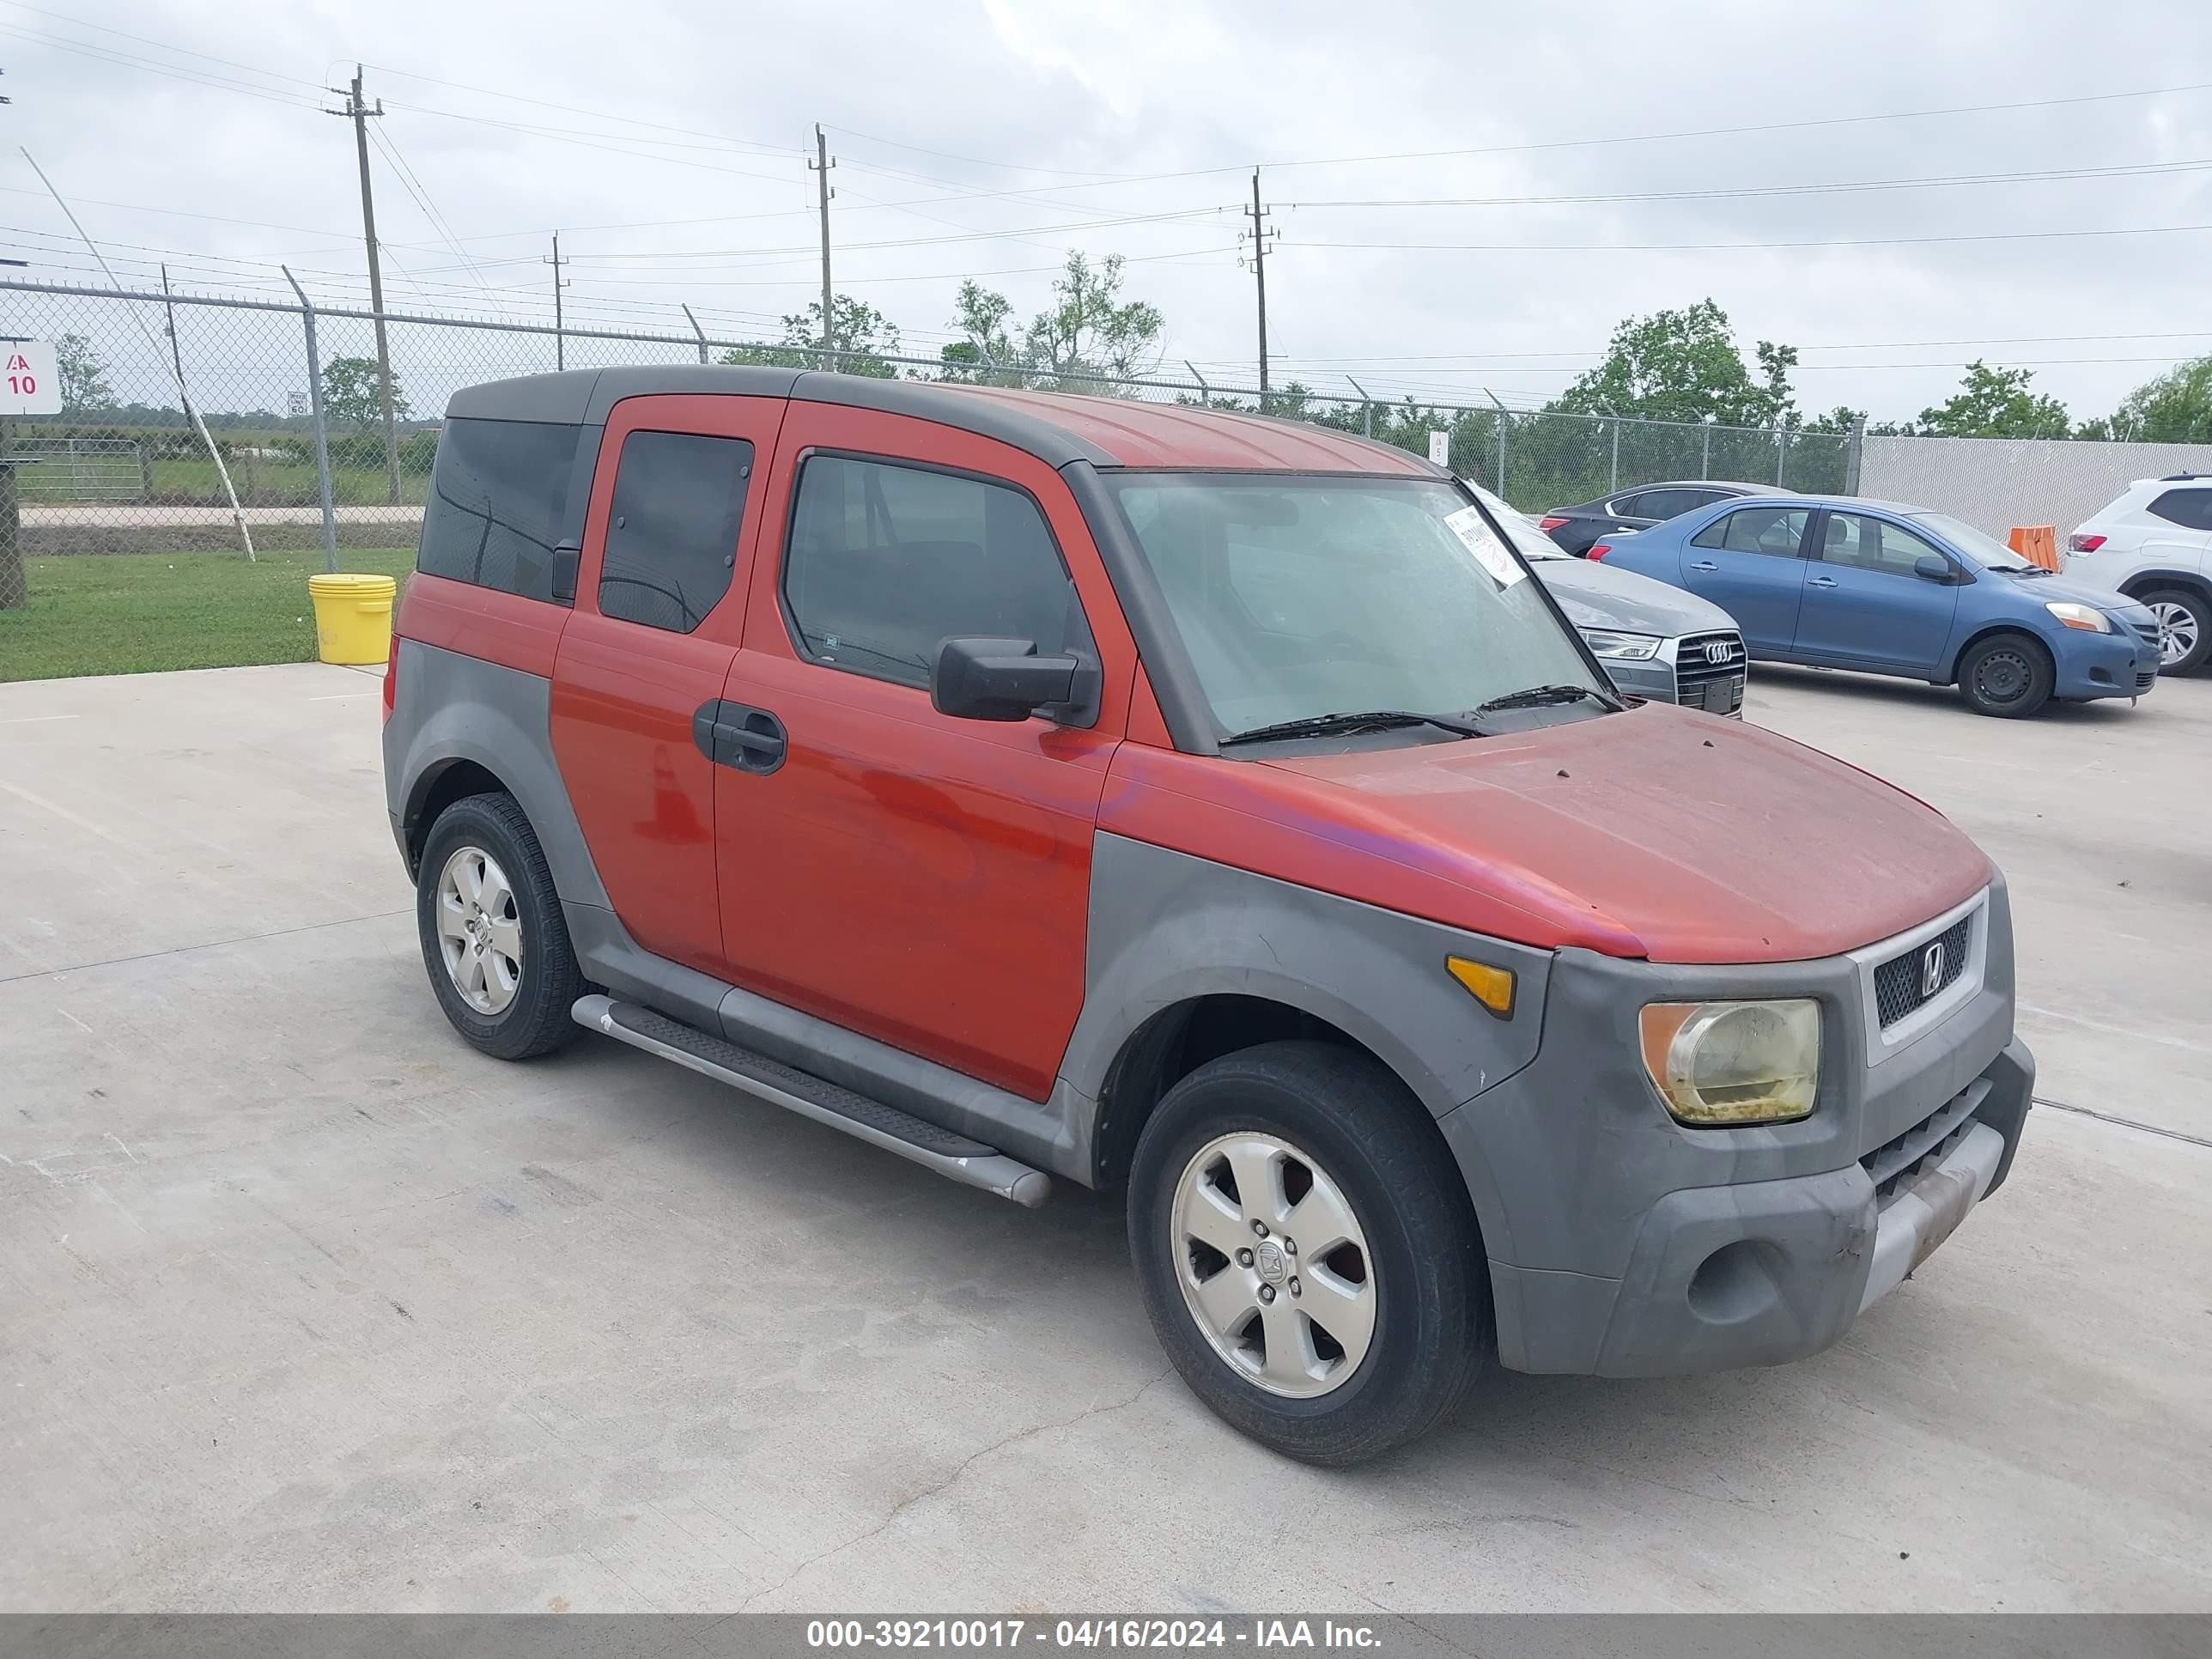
(383, 367, 2033, 1465)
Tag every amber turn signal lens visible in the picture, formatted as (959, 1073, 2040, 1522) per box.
(1446, 956, 1516, 1018)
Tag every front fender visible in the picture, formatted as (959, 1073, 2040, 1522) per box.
(1060, 834, 1553, 1121)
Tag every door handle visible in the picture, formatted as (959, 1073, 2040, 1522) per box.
(1689, 559, 1718, 573)
(693, 700, 787, 775)
(1807, 574, 1839, 588)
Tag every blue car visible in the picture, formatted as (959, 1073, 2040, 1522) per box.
(1589, 495, 2162, 718)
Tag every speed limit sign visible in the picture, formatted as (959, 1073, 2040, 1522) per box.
(1, 343, 61, 416)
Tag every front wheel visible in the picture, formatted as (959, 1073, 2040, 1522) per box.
(2140, 588, 2209, 674)
(1956, 632, 2054, 718)
(416, 791, 585, 1060)
(1126, 1041, 1486, 1466)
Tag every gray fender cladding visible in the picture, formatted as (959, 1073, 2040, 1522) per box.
(1064, 833, 1553, 1120)
(382, 639, 611, 909)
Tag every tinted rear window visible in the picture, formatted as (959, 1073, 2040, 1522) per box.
(2148, 489, 2212, 532)
(416, 416, 586, 601)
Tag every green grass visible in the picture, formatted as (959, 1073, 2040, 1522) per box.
(0, 548, 415, 683)
(138, 458, 430, 507)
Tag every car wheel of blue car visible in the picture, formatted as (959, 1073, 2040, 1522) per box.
(1957, 632, 2054, 720)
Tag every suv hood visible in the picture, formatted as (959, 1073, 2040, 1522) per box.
(1537, 556, 1740, 637)
(1106, 704, 1991, 964)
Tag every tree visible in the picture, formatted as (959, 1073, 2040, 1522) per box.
(939, 252, 1166, 392)
(1554, 300, 1798, 427)
(1020, 252, 1164, 386)
(2107, 356, 2212, 444)
(1915, 361, 2070, 438)
(56, 333, 117, 413)
(321, 356, 410, 432)
(722, 295, 902, 377)
(938, 281, 1020, 384)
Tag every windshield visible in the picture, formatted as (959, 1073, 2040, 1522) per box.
(1106, 473, 1606, 738)
(1466, 482, 1567, 560)
(1910, 512, 2038, 571)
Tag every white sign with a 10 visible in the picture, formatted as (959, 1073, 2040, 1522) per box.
(1, 342, 61, 416)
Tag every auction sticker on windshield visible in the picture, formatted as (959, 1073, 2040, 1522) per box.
(1443, 504, 1525, 588)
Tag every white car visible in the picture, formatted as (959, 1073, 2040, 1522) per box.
(2065, 474, 2212, 672)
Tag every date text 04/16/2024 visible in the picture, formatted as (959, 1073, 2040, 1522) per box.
(805, 1620, 1383, 1650)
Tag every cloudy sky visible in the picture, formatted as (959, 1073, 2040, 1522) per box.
(5, 0, 2210, 422)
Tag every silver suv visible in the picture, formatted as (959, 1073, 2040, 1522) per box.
(2067, 474, 2212, 672)
(1470, 485, 1748, 716)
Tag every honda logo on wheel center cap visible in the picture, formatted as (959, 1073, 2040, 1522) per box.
(1254, 1240, 1288, 1284)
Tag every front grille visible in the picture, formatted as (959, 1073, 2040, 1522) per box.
(2129, 620, 2160, 648)
(1672, 631, 1747, 716)
(1861, 1082, 1986, 1206)
(1872, 913, 1972, 1028)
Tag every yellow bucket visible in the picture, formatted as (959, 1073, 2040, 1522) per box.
(307, 573, 397, 665)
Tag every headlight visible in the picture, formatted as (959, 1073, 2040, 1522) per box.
(2045, 601, 2111, 634)
(1638, 1000, 1820, 1126)
(1580, 628, 1662, 661)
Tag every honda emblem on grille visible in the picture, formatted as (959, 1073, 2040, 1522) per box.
(1704, 641, 1737, 665)
(1920, 941, 1946, 999)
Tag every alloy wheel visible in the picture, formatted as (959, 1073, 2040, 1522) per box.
(1170, 1132, 1376, 1399)
(435, 844, 523, 1016)
(2148, 600, 2199, 669)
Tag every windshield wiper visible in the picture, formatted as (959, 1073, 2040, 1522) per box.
(1219, 708, 1487, 746)
(1471, 684, 1618, 717)
(1991, 564, 2051, 576)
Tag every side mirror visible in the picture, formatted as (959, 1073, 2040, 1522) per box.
(549, 541, 582, 604)
(931, 636, 1080, 722)
(1913, 553, 1954, 583)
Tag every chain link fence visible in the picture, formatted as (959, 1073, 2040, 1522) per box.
(0, 277, 1854, 605)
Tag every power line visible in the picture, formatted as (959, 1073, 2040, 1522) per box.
(1286, 222, 2212, 254)
(0, 2, 320, 86)
(0, 21, 321, 107)
(1279, 155, 2212, 211)
(826, 125, 1133, 179)
(354, 58, 800, 157)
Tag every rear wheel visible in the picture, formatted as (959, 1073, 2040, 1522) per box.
(2139, 587, 2209, 674)
(416, 792, 585, 1060)
(1127, 1041, 1486, 1466)
(1956, 632, 2054, 718)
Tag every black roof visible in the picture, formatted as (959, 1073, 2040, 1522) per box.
(441, 364, 1437, 476)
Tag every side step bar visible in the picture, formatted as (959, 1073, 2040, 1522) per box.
(572, 994, 1052, 1207)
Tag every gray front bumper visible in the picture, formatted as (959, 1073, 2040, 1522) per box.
(1440, 876, 2032, 1377)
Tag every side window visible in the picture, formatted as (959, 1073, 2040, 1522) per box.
(598, 430, 753, 633)
(1820, 513, 1945, 576)
(1634, 488, 1703, 520)
(1692, 506, 1811, 557)
(1607, 493, 1650, 518)
(782, 454, 1091, 690)
(416, 416, 586, 601)
(2148, 489, 2212, 532)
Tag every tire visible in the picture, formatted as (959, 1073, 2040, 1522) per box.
(1955, 632, 2054, 719)
(416, 791, 585, 1060)
(1126, 1040, 1486, 1467)
(2138, 587, 2210, 674)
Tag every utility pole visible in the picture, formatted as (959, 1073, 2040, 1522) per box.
(1243, 170, 1276, 409)
(544, 232, 570, 370)
(329, 65, 400, 504)
(811, 124, 836, 368)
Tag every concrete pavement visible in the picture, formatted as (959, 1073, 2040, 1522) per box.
(2, 661, 2207, 1613)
